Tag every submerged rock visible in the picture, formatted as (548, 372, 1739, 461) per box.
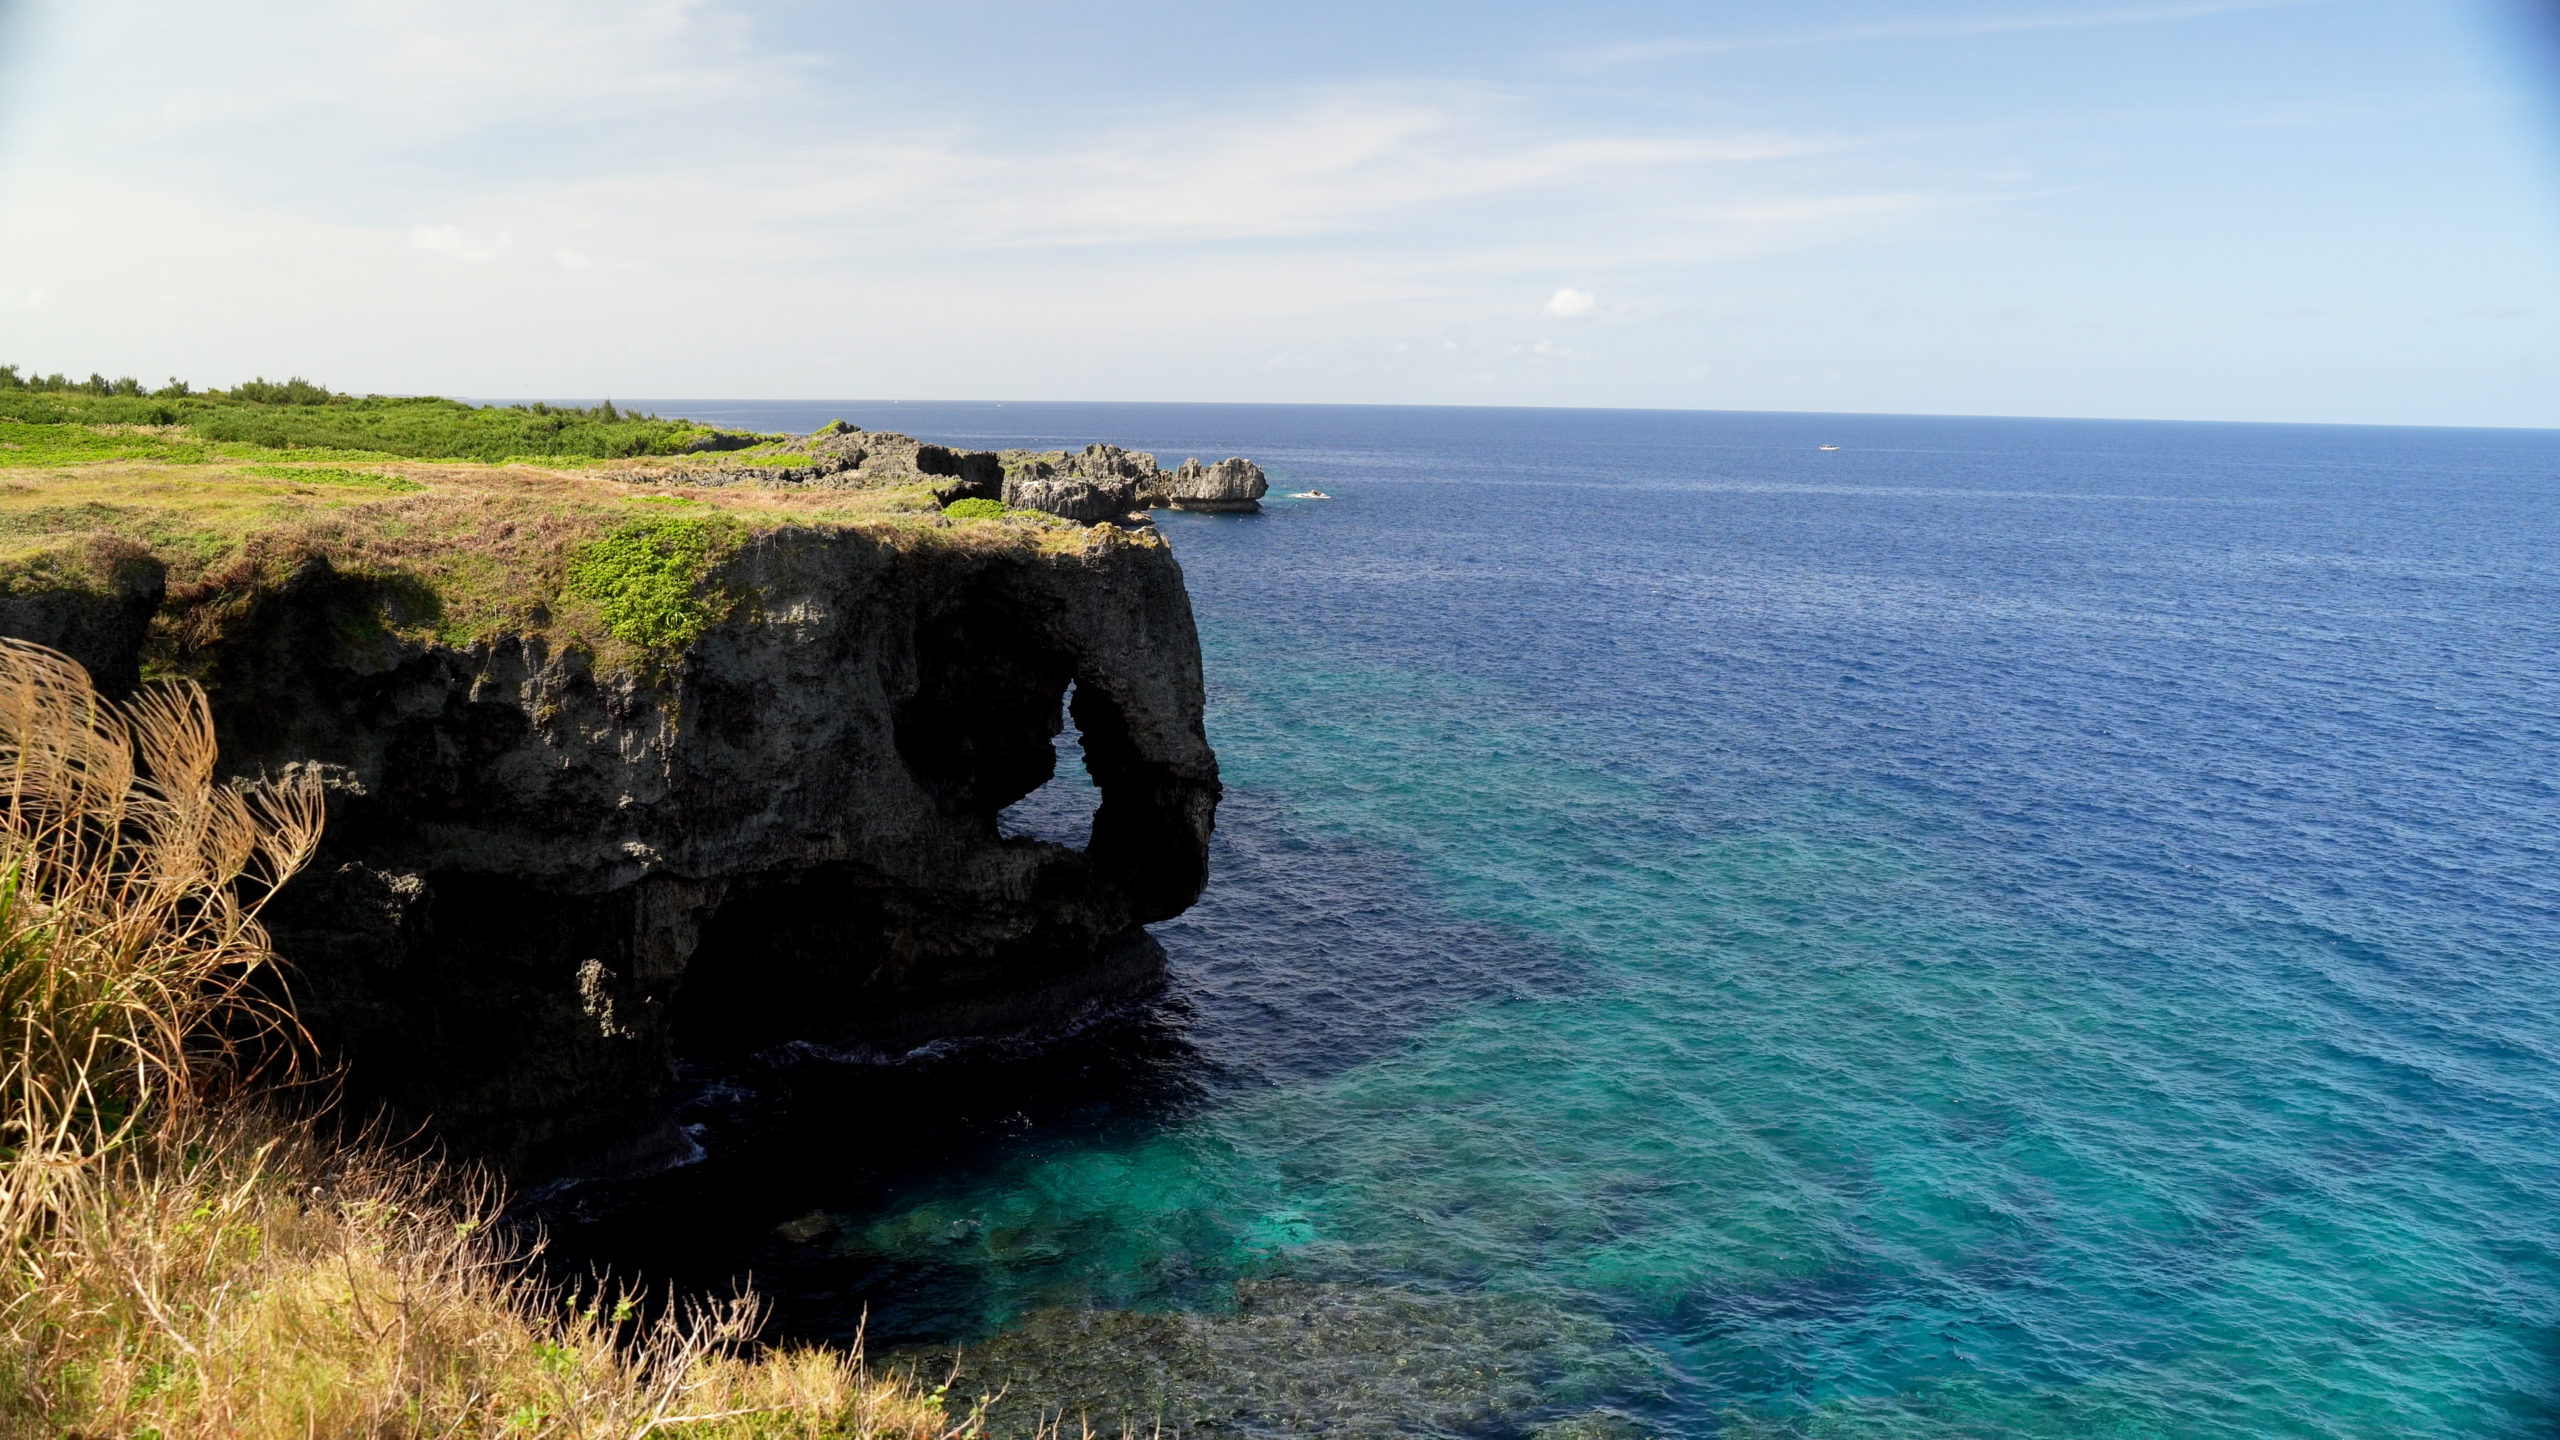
(901, 1279, 1664, 1438)
(1530, 1411, 1657, 1440)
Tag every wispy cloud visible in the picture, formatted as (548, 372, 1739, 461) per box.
(379, 86, 1878, 263)
(1580, 0, 2337, 67)
(897, 95, 1843, 247)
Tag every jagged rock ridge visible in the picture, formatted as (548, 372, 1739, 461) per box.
(626, 426, 1271, 521)
(1000, 444, 1269, 519)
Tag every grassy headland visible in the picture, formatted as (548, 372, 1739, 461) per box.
(0, 370, 1106, 673)
(0, 371, 1143, 1435)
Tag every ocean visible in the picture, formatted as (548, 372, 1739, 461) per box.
(541, 403, 2560, 1437)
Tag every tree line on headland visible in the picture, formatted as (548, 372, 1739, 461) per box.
(0, 366, 755, 464)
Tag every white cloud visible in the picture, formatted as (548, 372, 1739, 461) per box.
(1544, 288, 1598, 317)
(411, 225, 510, 262)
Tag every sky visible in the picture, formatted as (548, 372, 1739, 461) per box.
(0, 0, 2553, 425)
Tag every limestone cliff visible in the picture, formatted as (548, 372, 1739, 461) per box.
(8, 523, 1219, 1180)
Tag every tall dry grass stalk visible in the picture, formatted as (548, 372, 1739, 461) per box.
(0, 637, 321, 1245)
(0, 640, 988, 1437)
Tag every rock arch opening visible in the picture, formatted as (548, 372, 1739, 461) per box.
(999, 680, 1102, 849)
(663, 583, 1196, 1067)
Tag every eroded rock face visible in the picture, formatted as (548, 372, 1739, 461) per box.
(1001, 444, 1268, 519)
(0, 549, 166, 697)
(1143, 456, 1268, 513)
(92, 526, 1218, 1179)
(1001, 474, 1138, 523)
(999, 444, 1154, 521)
(635, 428, 1271, 521)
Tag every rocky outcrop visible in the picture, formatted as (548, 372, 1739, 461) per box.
(1000, 444, 1268, 519)
(629, 427, 1269, 521)
(1000, 475, 1133, 523)
(999, 445, 1145, 522)
(1142, 457, 1268, 513)
(17, 525, 1221, 1180)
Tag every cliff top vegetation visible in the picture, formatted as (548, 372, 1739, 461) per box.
(0, 368, 1125, 671)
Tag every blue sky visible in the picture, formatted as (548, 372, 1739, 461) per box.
(0, 0, 2552, 425)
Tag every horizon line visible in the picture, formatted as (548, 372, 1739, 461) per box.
(456, 396, 2560, 436)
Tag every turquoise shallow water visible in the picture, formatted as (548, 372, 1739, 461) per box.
(553, 405, 2560, 1436)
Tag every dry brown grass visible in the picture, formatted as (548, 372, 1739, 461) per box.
(9, 1112, 984, 1438)
(0, 637, 321, 1245)
(0, 639, 991, 1438)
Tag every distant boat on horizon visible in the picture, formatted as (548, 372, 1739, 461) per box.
(1819, 445, 1840, 451)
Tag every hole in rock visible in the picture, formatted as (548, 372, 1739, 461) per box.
(998, 680, 1101, 848)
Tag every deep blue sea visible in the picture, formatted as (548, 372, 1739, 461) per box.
(549, 403, 2560, 1437)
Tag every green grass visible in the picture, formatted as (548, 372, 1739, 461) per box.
(0, 420, 221, 467)
(241, 464, 424, 493)
(941, 497, 1009, 520)
(0, 370, 1134, 670)
(562, 515, 744, 652)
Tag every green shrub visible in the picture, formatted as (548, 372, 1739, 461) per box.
(563, 516, 741, 652)
(228, 376, 340, 406)
(0, 377, 793, 464)
(186, 396, 732, 462)
(941, 497, 1008, 520)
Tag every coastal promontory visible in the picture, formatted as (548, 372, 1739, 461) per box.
(0, 388, 1235, 1178)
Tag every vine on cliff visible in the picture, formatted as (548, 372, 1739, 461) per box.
(563, 514, 742, 653)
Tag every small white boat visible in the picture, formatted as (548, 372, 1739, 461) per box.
(1818, 445, 1840, 452)
(1289, 489, 1333, 499)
